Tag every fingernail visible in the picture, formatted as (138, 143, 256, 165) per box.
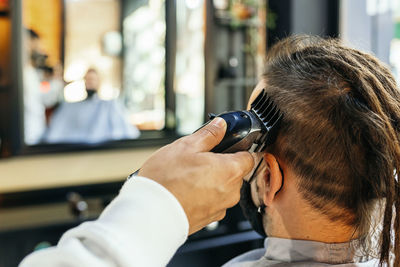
(211, 117, 226, 128)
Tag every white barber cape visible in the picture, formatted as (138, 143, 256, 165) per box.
(19, 177, 189, 267)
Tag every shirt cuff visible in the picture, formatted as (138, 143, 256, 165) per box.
(60, 176, 189, 267)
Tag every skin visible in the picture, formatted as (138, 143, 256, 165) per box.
(84, 70, 100, 91)
(247, 81, 357, 243)
(139, 118, 255, 234)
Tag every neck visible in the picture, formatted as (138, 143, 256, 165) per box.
(264, 175, 357, 243)
(266, 210, 357, 243)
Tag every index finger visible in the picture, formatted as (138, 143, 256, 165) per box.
(219, 151, 255, 180)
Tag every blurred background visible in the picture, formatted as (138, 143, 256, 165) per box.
(0, 0, 399, 266)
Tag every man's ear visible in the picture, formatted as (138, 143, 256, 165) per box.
(262, 153, 283, 207)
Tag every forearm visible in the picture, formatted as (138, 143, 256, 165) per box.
(20, 177, 189, 267)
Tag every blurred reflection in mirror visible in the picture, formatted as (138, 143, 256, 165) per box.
(175, 0, 205, 134)
(23, 28, 43, 145)
(44, 68, 140, 144)
(23, 28, 61, 145)
(122, 0, 166, 130)
(22, 0, 166, 145)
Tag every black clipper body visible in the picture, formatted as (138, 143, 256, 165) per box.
(208, 89, 283, 153)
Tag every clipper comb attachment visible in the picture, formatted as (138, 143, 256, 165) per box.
(250, 89, 283, 152)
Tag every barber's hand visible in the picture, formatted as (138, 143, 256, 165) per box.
(138, 118, 254, 234)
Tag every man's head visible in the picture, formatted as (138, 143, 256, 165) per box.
(246, 35, 400, 266)
(84, 68, 100, 97)
(25, 28, 47, 68)
(26, 28, 40, 53)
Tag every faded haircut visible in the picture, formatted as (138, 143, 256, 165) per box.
(262, 35, 400, 267)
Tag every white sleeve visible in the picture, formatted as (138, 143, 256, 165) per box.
(19, 176, 189, 267)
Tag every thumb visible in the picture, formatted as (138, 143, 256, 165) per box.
(187, 117, 227, 152)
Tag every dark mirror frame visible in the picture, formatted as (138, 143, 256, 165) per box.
(4, 0, 179, 157)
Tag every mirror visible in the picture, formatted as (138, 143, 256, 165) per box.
(22, 0, 166, 145)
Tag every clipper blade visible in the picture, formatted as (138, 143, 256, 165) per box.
(250, 89, 283, 150)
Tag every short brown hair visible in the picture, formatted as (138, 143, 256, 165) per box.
(263, 35, 400, 266)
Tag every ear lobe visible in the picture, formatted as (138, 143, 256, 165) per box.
(262, 153, 283, 207)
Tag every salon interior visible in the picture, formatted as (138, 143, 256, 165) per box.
(0, 0, 398, 266)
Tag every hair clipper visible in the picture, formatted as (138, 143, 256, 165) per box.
(202, 89, 283, 153)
